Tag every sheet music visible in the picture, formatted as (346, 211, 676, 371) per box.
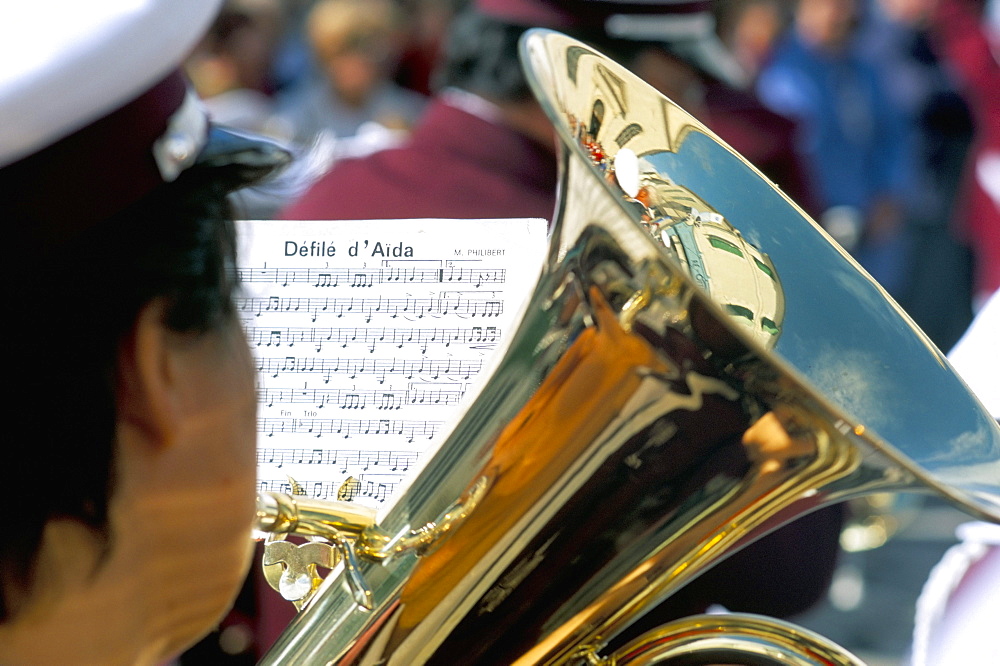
(237, 218, 547, 510)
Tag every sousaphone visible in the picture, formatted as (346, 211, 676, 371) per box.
(255, 30, 1000, 665)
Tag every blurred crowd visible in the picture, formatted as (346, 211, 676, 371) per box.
(175, 0, 998, 661)
(186, 0, 997, 354)
(183, 0, 446, 205)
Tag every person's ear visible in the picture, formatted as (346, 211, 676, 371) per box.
(115, 298, 181, 447)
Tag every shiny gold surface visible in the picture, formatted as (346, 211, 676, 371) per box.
(254, 30, 1000, 665)
(256, 490, 377, 539)
(606, 613, 866, 665)
(262, 534, 337, 611)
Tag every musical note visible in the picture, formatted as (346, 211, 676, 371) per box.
(378, 392, 402, 410)
(351, 272, 373, 288)
(338, 477, 360, 501)
(238, 293, 508, 324)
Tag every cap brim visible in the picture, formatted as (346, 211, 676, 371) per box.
(196, 126, 293, 191)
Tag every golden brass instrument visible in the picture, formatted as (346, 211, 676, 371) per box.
(255, 31, 1000, 665)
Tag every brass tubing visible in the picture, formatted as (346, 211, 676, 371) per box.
(255, 491, 378, 539)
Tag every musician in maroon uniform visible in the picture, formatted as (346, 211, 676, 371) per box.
(0, 2, 287, 662)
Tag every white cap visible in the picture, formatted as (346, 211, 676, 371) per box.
(948, 291, 1000, 419)
(1, 0, 288, 243)
(0, 0, 221, 168)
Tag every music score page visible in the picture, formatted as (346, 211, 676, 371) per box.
(237, 218, 547, 511)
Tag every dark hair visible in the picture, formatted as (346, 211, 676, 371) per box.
(2, 163, 250, 622)
(433, 10, 536, 102)
(433, 9, 649, 103)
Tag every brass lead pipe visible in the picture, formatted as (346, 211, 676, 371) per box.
(607, 613, 866, 665)
(256, 491, 378, 539)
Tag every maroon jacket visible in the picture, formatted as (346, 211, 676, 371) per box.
(283, 99, 558, 222)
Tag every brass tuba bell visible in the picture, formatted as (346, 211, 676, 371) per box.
(255, 30, 1000, 665)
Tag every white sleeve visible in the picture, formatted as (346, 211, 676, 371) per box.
(947, 290, 1000, 419)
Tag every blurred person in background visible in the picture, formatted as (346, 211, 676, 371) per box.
(185, 2, 301, 223)
(756, 0, 914, 298)
(854, 0, 977, 349)
(185, 0, 287, 137)
(275, 0, 427, 149)
(926, 0, 1000, 312)
(716, 0, 791, 82)
(277, 0, 843, 648)
(394, 0, 465, 96)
